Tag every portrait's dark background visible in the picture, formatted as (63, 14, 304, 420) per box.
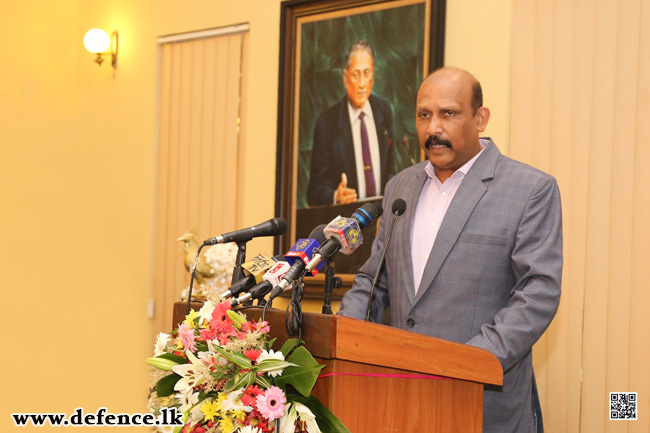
(295, 3, 426, 209)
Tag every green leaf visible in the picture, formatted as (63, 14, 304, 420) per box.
(254, 375, 272, 389)
(157, 352, 187, 364)
(255, 359, 298, 373)
(224, 371, 255, 393)
(279, 338, 300, 357)
(274, 346, 325, 397)
(194, 342, 208, 353)
(291, 395, 351, 433)
(156, 373, 182, 397)
(210, 343, 252, 369)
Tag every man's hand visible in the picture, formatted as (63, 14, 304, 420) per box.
(336, 173, 357, 204)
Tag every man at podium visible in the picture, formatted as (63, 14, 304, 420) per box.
(339, 67, 562, 433)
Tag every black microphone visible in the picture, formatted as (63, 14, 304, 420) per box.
(231, 260, 291, 307)
(267, 225, 327, 301)
(220, 254, 281, 299)
(203, 218, 288, 245)
(304, 203, 384, 275)
(365, 198, 407, 321)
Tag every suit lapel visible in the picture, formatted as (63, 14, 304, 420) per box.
(396, 164, 428, 305)
(413, 140, 500, 302)
(336, 98, 357, 190)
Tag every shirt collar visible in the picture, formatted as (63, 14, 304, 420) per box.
(424, 138, 488, 180)
(347, 99, 373, 121)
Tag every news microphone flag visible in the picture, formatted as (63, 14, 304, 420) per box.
(323, 216, 363, 255)
(240, 253, 276, 283)
(284, 238, 325, 276)
(263, 261, 291, 285)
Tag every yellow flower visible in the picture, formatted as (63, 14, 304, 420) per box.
(219, 416, 235, 432)
(200, 400, 220, 421)
(233, 409, 246, 421)
(183, 310, 200, 329)
(215, 393, 228, 411)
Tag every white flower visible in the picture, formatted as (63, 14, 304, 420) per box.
(154, 332, 170, 356)
(176, 389, 199, 413)
(172, 351, 209, 392)
(280, 402, 321, 433)
(294, 402, 321, 433)
(222, 389, 250, 413)
(197, 301, 216, 323)
(238, 426, 262, 433)
(256, 349, 286, 377)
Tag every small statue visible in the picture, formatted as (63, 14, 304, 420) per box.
(177, 231, 237, 301)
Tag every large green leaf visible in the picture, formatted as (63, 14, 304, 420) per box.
(156, 373, 182, 397)
(274, 346, 324, 397)
(157, 352, 187, 364)
(291, 395, 351, 433)
(279, 338, 301, 357)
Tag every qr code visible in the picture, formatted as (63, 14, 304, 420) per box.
(610, 392, 637, 420)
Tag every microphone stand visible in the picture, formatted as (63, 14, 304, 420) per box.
(322, 260, 342, 315)
(230, 241, 247, 285)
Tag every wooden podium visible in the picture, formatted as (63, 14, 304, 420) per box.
(173, 303, 502, 433)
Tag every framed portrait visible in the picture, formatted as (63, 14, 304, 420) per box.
(274, 0, 446, 294)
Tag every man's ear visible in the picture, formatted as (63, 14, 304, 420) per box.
(477, 107, 490, 132)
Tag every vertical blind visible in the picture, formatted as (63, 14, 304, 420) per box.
(153, 28, 248, 335)
(510, 1, 650, 431)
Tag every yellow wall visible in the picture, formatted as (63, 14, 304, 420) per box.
(0, 0, 512, 430)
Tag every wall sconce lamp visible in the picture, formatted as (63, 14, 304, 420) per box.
(84, 29, 118, 68)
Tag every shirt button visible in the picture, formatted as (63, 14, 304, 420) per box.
(433, 222, 437, 227)
(407, 319, 415, 328)
(442, 192, 447, 197)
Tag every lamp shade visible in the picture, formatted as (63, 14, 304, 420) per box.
(84, 29, 110, 53)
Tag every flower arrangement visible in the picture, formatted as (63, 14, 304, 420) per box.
(146, 301, 349, 433)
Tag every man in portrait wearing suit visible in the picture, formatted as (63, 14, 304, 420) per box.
(339, 67, 563, 433)
(306, 40, 396, 206)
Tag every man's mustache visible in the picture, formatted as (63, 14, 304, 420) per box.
(425, 136, 452, 149)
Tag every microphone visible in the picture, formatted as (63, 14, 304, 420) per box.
(304, 203, 384, 275)
(267, 225, 327, 301)
(230, 260, 291, 307)
(203, 218, 288, 245)
(365, 198, 406, 321)
(220, 253, 278, 299)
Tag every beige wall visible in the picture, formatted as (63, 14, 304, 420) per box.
(0, 0, 512, 430)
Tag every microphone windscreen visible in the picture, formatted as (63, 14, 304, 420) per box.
(308, 224, 327, 243)
(354, 203, 382, 229)
(391, 199, 407, 216)
(271, 217, 288, 236)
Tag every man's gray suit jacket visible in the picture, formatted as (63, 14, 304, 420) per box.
(339, 139, 563, 433)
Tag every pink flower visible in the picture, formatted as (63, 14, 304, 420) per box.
(197, 327, 216, 342)
(178, 323, 196, 353)
(256, 386, 286, 421)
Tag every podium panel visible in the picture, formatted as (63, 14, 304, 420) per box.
(173, 303, 502, 433)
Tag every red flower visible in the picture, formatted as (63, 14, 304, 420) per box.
(241, 384, 264, 407)
(244, 349, 262, 362)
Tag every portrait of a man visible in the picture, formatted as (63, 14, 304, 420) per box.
(283, 1, 432, 274)
(306, 41, 396, 206)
